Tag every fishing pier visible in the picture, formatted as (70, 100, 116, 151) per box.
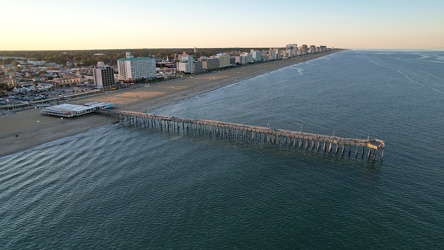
(97, 110, 385, 160)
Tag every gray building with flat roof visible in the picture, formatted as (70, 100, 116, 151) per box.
(200, 57, 220, 71)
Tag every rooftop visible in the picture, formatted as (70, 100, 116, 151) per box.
(118, 57, 154, 61)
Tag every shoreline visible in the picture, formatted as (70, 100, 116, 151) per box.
(0, 50, 343, 158)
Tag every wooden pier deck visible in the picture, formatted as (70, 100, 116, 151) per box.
(97, 110, 385, 160)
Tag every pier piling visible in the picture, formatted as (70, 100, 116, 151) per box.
(96, 110, 385, 161)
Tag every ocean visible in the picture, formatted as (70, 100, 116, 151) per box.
(1, 50, 444, 249)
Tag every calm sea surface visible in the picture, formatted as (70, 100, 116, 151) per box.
(1, 50, 444, 249)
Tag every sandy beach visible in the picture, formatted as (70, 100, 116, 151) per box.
(0, 50, 340, 157)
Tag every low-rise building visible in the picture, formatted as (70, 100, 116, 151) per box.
(27, 60, 46, 66)
(50, 76, 82, 86)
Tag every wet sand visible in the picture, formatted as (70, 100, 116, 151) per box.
(0, 50, 341, 157)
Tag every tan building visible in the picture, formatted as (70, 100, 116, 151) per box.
(301, 44, 308, 55)
(310, 45, 316, 53)
(216, 54, 231, 68)
(50, 76, 82, 86)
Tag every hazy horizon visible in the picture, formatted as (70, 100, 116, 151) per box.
(2, 48, 444, 53)
(1, 0, 443, 51)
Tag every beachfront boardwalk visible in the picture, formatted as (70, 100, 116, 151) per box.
(97, 110, 385, 160)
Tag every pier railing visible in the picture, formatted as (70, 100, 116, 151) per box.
(97, 110, 385, 160)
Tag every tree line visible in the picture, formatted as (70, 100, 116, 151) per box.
(0, 48, 270, 67)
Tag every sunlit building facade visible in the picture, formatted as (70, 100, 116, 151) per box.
(117, 52, 156, 81)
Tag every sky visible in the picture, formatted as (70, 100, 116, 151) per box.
(1, 0, 443, 50)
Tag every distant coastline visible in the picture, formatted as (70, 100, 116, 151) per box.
(0, 49, 343, 158)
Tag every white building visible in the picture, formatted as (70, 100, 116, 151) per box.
(250, 50, 262, 62)
(237, 52, 252, 64)
(93, 62, 115, 88)
(27, 60, 46, 66)
(177, 55, 194, 73)
(269, 49, 277, 60)
(117, 51, 156, 81)
(285, 44, 298, 57)
(286, 44, 297, 51)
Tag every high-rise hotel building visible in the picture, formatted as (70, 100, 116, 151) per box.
(93, 62, 115, 88)
(117, 51, 156, 81)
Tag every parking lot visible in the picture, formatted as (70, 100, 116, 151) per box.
(0, 86, 100, 107)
